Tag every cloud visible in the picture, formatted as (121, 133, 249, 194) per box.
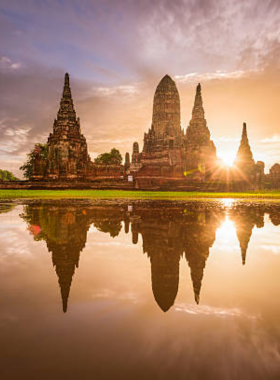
(1, 0, 280, 176)
(261, 135, 280, 144)
(175, 303, 256, 318)
(0, 56, 21, 71)
(95, 84, 140, 97)
(175, 70, 247, 83)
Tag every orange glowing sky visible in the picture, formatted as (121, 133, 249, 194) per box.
(0, 0, 280, 176)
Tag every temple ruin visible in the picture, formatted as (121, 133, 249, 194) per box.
(24, 72, 280, 190)
(126, 77, 218, 189)
(32, 73, 125, 183)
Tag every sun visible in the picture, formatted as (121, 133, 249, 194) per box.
(218, 151, 236, 167)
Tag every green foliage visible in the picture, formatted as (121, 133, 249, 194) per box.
(94, 220, 122, 237)
(20, 143, 48, 179)
(0, 169, 19, 181)
(94, 148, 122, 165)
(1, 189, 280, 200)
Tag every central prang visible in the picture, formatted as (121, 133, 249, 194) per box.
(152, 74, 181, 140)
(140, 75, 184, 167)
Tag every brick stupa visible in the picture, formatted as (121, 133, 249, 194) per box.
(47, 73, 91, 179)
(185, 83, 217, 174)
(141, 74, 184, 166)
(234, 123, 255, 171)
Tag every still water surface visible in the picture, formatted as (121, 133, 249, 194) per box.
(1, 200, 280, 379)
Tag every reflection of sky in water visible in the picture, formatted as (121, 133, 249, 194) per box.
(0, 201, 280, 379)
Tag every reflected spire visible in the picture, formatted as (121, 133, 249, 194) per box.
(150, 252, 180, 312)
(230, 206, 260, 265)
(184, 209, 221, 304)
(20, 203, 90, 312)
(237, 227, 251, 265)
(241, 247, 247, 266)
(53, 249, 77, 313)
(186, 252, 208, 304)
(189, 264, 205, 304)
(130, 210, 184, 312)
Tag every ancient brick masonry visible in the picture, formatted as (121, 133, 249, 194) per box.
(234, 123, 255, 172)
(127, 75, 218, 187)
(29, 72, 271, 189)
(269, 163, 280, 187)
(32, 73, 124, 181)
(233, 123, 265, 185)
(46, 73, 91, 179)
(184, 83, 217, 177)
(125, 75, 189, 188)
(141, 74, 184, 166)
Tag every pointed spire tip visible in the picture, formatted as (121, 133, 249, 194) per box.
(64, 72, 70, 86)
(242, 122, 248, 138)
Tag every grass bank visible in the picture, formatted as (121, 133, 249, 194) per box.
(1, 189, 280, 200)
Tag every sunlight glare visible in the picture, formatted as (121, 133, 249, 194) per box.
(216, 216, 236, 243)
(218, 151, 236, 167)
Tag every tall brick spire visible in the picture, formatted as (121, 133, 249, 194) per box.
(63, 72, 71, 98)
(46, 72, 90, 179)
(185, 83, 216, 173)
(192, 83, 205, 119)
(57, 72, 77, 122)
(234, 123, 255, 168)
(241, 122, 249, 144)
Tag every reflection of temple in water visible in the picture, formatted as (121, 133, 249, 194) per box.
(22, 204, 90, 312)
(131, 204, 280, 309)
(183, 208, 222, 304)
(21, 203, 126, 312)
(21, 201, 280, 313)
(230, 206, 264, 265)
(127, 205, 224, 310)
(130, 210, 185, 312)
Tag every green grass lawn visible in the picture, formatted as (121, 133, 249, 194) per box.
(1, 189, 280, 200)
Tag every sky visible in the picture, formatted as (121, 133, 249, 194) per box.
(1, 0, 280, 176)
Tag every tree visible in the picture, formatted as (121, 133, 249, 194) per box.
(94, 148, 122, 165)
(0, 169, 19, 181)
(20, 143, 48, 179)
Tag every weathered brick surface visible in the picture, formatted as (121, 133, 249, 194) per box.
(32, 73, 125, 181)
(27, 73, 273, 190)
(232, 123, 265, 186)
(45, 73, 91, 179)
(127, 77, 217, 184)
(184, 84, 217, 175)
